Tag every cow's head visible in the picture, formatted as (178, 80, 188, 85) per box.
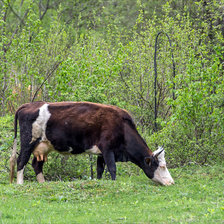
(145, 147, 174, 186)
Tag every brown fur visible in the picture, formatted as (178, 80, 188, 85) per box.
(10, 101, 157, 184)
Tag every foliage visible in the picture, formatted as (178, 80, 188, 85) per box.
(0, 0, 224, 178)
(0, 164, 223, 223)
(0, 116, 13, 181)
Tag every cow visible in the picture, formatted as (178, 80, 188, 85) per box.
(9, 101, 174, 185)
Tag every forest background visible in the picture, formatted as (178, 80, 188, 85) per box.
(0, 0, 224, 181)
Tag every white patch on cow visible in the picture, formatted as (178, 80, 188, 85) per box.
(68, 147, 73, 153)
(86, 145, 102, 155)
(31, 104, 51, 143)
(17, 168, 24, 184)
(153, 146, 166, 166)
(152, 147, 174, 186)
(59, 147, 75, 155)
(36, 173, 45, 183)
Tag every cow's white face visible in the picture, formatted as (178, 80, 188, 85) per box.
(152, 147, 174, 186)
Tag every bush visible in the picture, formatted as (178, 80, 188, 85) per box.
(0, 116, 14, 182)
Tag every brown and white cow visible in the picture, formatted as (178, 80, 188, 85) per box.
(10, 101, 174, 185)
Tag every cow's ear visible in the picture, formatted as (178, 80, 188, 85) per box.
(144, 157, 152, 166)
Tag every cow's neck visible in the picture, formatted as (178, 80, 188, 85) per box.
(124, 123, 151, 168)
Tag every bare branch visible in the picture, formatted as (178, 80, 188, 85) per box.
(8, 2, 25, 26)
(39, 0, 50, 20)
(31, 60, 63, 102)
(20, 0, 24, 7)
(4, 0, 35, 52)
(119, 71, 152, 110)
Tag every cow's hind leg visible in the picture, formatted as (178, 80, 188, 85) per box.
(32, 157, 45, 183)
(17, 134, 39, 184)
(97, 156, 105, 179)
(17, 148, 32, 184)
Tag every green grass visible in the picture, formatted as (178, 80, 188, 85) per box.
(0, 164, 223, 224)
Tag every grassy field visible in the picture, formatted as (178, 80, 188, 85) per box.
(0, 164, 223, 224)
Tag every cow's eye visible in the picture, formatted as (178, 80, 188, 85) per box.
(144, 157, 152, 166)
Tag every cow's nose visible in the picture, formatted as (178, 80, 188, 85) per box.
(164, 179, 175, 186)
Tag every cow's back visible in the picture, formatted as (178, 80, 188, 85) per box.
(16, 101, 137, 154)
(45, 102, 128, 152)
(16, 101, 45, 122)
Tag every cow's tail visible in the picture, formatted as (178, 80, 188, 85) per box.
(10, 110, 18, 183)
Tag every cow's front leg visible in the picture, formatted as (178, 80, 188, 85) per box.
(97, 156, 105, 179)
(103, 151, 116, 180)
(32, 157, 45, 183)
